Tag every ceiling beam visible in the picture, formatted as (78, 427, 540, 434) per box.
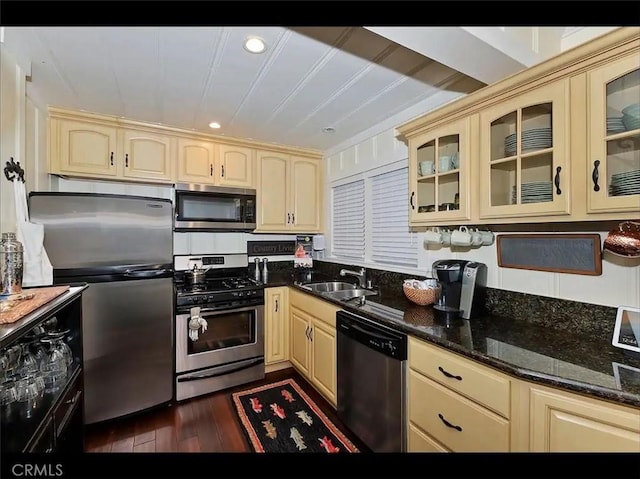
(364, 27, 551, 85)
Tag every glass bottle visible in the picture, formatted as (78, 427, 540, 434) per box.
(0, 232, 24, 295)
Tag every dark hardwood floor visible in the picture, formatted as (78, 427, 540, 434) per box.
(83, 368, 369, 453)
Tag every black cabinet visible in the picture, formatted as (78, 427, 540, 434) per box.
(0, 287, 86, 453)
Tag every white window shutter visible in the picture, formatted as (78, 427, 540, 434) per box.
(371, 167, 417, 267)
(332, 179, 365, 260)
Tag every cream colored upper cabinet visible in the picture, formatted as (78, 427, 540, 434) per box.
(409, 117, 472, 225)
(218, 144, 254, 188)
(586, 55, 640, 213)
(257, 151, 289, 231)
(479, 80, 571, 220)
(51, 119, 119, 177)
(176, 138, 217, 184)
(290, 156, 321, 232)
(120, 129, 174, 182)
(256, 151, 322, 233)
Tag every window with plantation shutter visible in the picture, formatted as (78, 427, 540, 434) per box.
(371, 167, 417, 267)
(332, 179, 365, 259)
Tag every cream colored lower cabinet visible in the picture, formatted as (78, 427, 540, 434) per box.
(407, 337, 512, 452)
(288, 289, 339, 407)
(264, 287, 288, 365)
(528, 383, 640, 452)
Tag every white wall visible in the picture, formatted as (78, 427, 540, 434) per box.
(323, 127, 640, 309)
(0, 44, 52, 234)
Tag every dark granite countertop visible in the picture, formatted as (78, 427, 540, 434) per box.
(263, 270, 640, 409)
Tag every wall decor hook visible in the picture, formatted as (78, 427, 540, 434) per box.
(4, 157, 25, 183)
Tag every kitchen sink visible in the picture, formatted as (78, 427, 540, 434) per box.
(301, 281, 358, 293)
(322, 288, 378, 302)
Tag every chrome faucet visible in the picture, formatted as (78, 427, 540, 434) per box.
(339, 267, 367, 288)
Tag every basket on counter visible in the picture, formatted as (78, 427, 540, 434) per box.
(403, 280, 441, 306)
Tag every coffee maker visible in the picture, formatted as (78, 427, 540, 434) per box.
(432, 259, 487, 321)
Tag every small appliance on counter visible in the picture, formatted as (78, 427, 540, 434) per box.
(432, 259, 487, 322)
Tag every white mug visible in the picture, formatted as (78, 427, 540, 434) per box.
(451, 226, 472, 246)
(480, 230, 495, 246)
(440, 228, 451, 246)
(470, 227, 483, 247)
(425, 227, 442, 244)
(420, 161, 434, 176)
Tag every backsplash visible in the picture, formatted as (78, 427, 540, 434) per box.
(311, 260, 618, 339)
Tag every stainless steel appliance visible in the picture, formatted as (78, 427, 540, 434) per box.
(173, 184, 256, 232)
(28, 192, 174, 425)
(174, 254, 265, 401)
(432, 259, 487, 321)
(336, 309, 407, 453)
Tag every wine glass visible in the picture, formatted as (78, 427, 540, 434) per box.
(39, 338, 68, 392)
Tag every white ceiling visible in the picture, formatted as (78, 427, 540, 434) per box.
(1, 26, 612, 156)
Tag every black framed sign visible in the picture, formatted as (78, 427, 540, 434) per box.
(497, 234, 602, 276)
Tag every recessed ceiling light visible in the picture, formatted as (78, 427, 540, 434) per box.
(208, 122, 221, 129)
(322, 127, 335, 133)
(244, 36, 266, 54)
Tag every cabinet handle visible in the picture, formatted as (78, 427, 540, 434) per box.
(592, 160, 600, 192)
(125, 153, 129, 168)
(438, 366, 462, 381)
(291, 213, 295, 224)
(221, 165, 225, 177)
(210, 164, 213, 176)
(554, 166, 562, 195)
(110, 152, 114, 166)
(305, 325, 310, 340)
(287, 213, 291, 224)
(309, 326, 313, 341)
(410, 192, 415, 210)
(275, 299, 278, 313)
(438, 413, 462, 432)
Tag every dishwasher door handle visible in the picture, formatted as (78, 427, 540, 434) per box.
(343, 320, 399, 342)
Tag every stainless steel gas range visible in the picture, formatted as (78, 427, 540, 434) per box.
(173, 254, 265, 401)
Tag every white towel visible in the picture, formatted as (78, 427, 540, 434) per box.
(12, 180, 53, 287)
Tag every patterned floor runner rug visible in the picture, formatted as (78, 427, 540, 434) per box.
(231, 378, 359, 453)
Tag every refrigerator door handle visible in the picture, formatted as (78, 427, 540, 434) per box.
(124, 268, 173, 279)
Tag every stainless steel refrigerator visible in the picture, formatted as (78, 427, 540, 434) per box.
(29, 192, 174, 425)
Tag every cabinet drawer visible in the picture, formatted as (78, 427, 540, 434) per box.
(54, 371, 82, 437)
(409, 337, 510, 418)
(409, 370, 510, 452)
(408, 423, 449, 452)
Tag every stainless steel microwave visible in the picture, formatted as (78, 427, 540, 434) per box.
(173, 184, 256, 232)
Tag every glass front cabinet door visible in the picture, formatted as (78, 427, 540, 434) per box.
(479, 80, 570, 220)
(408, 117, 470, 224)
(587, 55, 640, 213)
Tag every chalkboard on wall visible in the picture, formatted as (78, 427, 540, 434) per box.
(497, 234, 602, 276)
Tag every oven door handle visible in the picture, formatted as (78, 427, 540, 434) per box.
(176, 358, 264, 382)
(183, 305, 263, 316)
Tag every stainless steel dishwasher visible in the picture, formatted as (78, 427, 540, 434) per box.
(336, 309, 407, 453)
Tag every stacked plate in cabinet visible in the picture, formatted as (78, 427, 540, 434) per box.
(511, 181, 553, 204)
(608, 169, 640, 197)
(504, 128, 552, 157)
(606, 116, 626, 134)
